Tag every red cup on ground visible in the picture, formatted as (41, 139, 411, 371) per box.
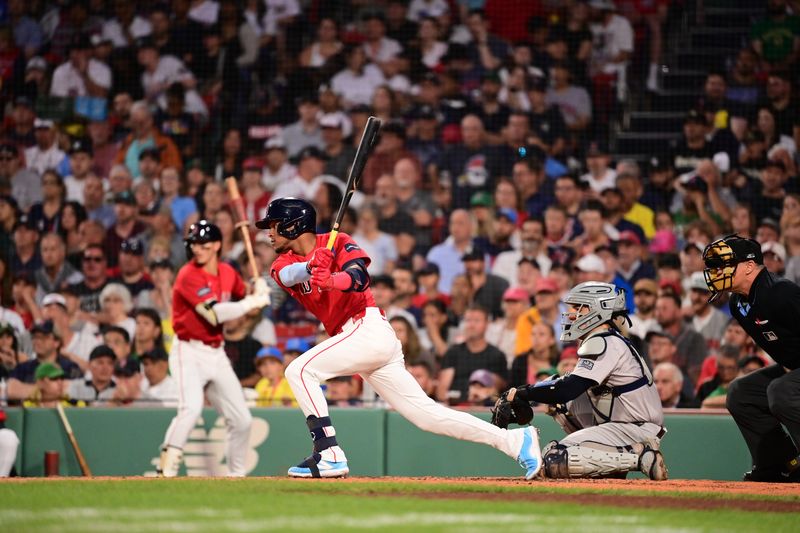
(44, 451, 59, 476)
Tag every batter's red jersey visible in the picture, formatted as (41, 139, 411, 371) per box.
(271, 233, 375, 336)
(172, 260, 246, 346)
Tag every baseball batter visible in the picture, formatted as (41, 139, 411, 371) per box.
(158, 220, 269, 477)
(256, 197, 541, 479)
(492, 282, 668, 480)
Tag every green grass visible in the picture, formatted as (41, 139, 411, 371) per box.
(0, 478, 795, 532)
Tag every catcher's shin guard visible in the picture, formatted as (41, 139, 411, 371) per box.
(157, 445, 183, 478)
(542, 441, 640, 479)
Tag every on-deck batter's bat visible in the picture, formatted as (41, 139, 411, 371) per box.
(56, 402, 92, 477)
(326, 116, 382, 250)
(225, 176, 261, 281)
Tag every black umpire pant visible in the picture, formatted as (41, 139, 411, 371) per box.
(727, 365, 800, 471)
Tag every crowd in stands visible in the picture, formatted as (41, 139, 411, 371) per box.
(0, 0, 799, 412)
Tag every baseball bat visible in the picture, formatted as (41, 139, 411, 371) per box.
(225, 176, 261, 281)
(326, 116, 382, 250)
(55, 402, 92, 477)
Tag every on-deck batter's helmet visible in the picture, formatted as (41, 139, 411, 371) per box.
(185, 219, 222, 259)
(255, 197, 316, 240)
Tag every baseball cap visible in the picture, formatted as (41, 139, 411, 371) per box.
(575, 254, 607, 274)
(295, 146, 328, 163)
(243, 157, 264, 170)
(470, 191, 493, 207)
(295, 94, 319, 106)
(413, 105, 437, 121)
(617, 230, 641, 246)
(496, 208, 518, 225)
(319, 113, 343, 129)
(560, 346, 578, 361)
(481, 70, 502, 84)
(633, 278, 658, 295)
(645, 329, 676, 343)
(761, 241, 787, 262)
(285, 337, 310, 354)
(141, 347, 169, 361)
(502, 287, 530, 302)
(34, 118, 55, 129)
(0, 143, 18, 158)
(68, 137, 93, 156)
(725, 236, 764, 265)
(534, 277, 559, 294)
(585, 140, 609, 158)
(14, 213, 38, 232)
(89, 345, 117, 361)
(31, 320, 57, 336)
(35, 362, 65, 380)
(256, 346, 284, 363)
(42, 293, 68, 309)
(764, 159, 787, 172)
(150, 258, 174, 270)
(468, 369, 494, 388)
(417, 263, 440, 276)
(139, 146, 161, 161)
(461, 249, 485, 262)
(381, 120, 406, 139)
(264, 136, 286, 151)
(689, 271, 710, 292)
(26, 56, 48, 72)
(14, 95, 34, 109)
(528, 75, 548, 93)
(120, 238, 144, 255)
(684, 109, 707, 125)
(113, 190, 136, 205)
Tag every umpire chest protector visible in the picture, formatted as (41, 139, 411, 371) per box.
(578, 330, 653, 425)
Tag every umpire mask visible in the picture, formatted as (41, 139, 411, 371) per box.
(702, 235, 762, 303)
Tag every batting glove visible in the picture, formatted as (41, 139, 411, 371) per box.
(311, 268, 351, 291)
(252, 277, 269, 296)
(308, 248, 334, 271)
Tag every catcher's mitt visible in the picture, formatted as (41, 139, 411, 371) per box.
(490, 389, 534, 429)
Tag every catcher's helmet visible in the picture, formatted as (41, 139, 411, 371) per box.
(560, 282, 627, 342)
(702, 235, 763, 302)
(255, 197, 316, 239)
(185, 220, 222, 259)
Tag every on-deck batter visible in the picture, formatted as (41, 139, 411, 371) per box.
(158, 220, 269, 477)
(256, 197, 542, 479)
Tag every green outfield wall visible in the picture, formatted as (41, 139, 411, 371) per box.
(4, 408, 751, 479)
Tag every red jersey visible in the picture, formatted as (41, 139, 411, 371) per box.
(271, 233, 375, 336)
(172, 260, 246, 346)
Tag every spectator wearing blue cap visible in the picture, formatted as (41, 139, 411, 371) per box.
(254, 347, 297, 407)
(283, 337, 310, 367)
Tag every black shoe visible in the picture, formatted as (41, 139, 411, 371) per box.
(743, 467, 798, 482)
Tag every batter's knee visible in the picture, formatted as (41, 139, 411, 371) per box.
(177, 400, 203, 422)
(284, 359, 304, 388)
(227, 409, 253, 435)
(0, 428, 20, 450)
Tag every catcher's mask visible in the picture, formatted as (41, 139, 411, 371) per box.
(560, 282, 627, 342)
(702, 235, 763, 303)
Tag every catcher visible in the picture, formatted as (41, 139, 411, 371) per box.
(492, 281, 668, 480)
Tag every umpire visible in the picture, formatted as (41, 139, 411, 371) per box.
(703, 235, 800, 482)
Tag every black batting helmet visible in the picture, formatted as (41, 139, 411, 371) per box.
(185, 220, 222, 259)
(255, 197, 316, 240)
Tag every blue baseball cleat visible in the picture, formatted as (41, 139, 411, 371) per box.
(288, 453, 349, 478)
(516, 426, 543, 480)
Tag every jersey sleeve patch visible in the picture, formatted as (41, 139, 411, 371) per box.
(577, 359, 595, 371)
(197, 287, 211, 297)
(344, 243, 360, 252)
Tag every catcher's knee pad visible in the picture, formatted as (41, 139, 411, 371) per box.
(542, 441, 570, 479)
(556, 441, 640, 479)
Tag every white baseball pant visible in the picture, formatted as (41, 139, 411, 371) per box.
(284, 307, 523, 459)
(163, 339, 253, 476)
(0, 428, 19, 477)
